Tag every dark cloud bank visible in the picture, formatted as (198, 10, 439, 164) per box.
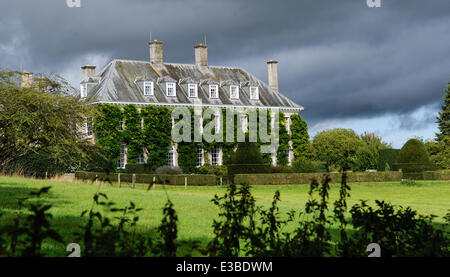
(0, 0, 449, 143)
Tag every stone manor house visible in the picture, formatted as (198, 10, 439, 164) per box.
(79, 40, 303, 169)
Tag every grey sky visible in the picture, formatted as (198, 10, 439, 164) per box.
(1, 0, 449, 147)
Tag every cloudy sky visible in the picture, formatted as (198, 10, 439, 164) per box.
(1, 0, 449, 148)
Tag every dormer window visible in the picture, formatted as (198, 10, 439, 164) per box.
(143, 81, 154, 96)
(166, 82, 176, 97)
(188, 83, 198, 98)
(250, 86, 259, 100)
(80, 83, 87, 98)
(230, 85, 239, 99)
(209, 84, 218, 99)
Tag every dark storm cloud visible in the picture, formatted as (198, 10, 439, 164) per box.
(0, 0, 449, 132)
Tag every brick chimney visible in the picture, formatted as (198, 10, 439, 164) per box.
(149, 39, 163, 64)
(21, 71, 33, 88)
(81, 65, 96, 79)
(194, 43, 208, 66)
(267, 60, 278, 92)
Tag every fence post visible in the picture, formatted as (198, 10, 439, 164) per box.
(152, 176, 156, 189)
(220, 177, 223, 186)
(118, 173, 121, 188)
(184, 177, 187, 190)
(132, 174, 136, 189)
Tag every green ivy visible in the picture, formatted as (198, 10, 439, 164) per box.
(93, 104, 297, 172)
(122, 105, 143, 164)
(141, 105, 172, 169)
(93, 104, 123, 169)
(276, 112, 290, 166)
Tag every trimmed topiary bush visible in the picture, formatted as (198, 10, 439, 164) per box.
(398, 139, 431, 163)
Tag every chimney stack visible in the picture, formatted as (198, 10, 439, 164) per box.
(81, 65, 96, 79)
(267, 60, 278, 92)
(194, 43, 208, 66)
(21, 71, 33, 88)
(149, 39, 164, 64)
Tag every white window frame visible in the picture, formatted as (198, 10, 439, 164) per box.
(117, 144, 127, 169)
(143, 81, 154, 96)
(211, 146, 222, 166)
(166, 82, 176, 97)
(215, 112, 221, 133)
(241, 114, 248, 133)
(168, 145, 175, 167)
(86, 117, 93, 137)
(209, 84, 219, 99)
(136, 147, 146, 164)
(285, 116, 291, 135)
(196, 145, 204, 167)
(250, 86, 259, 100)
(230, 85, 239, 99)
(80, 83, 87, 98)
(119, 118, 124, 131)
(188, 83, 198, 98)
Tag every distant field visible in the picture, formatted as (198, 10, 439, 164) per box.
(0, 176, 449, 256)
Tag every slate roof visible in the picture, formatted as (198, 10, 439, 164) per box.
(85, 59, 303, 112)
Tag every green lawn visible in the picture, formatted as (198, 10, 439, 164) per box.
(0, 176, 449, 256)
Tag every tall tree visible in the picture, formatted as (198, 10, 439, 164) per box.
(432, 82, 450, 169)
(290, 114, 311, 159)
(312, 128, 363, 171)
(0, 70, 98, 176)
(436, 82, 450, 142)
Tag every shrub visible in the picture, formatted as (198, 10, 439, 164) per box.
(378, 149, 399, 171)
(232, 142, 263, 164)
(398, 139, 431, 163)
(292, 158, 319, 173)
(198, 165, 227, 177)
(124, 164, 153, 174)
(154, 166, 183, 175)
(271, 166, 281, 174)
(353, 144, 379, 172)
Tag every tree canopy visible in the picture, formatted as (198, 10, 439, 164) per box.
(0, 70, 99, 176)
(312, 128, 364, 171)
(397, 138, 430, 164)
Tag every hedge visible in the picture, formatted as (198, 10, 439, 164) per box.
(75, 171, 217, 186)
(234, 171, 403, 185)
(123, 164, 153, 174)
(227, 164, 272, 183)
(392, 163, 438, 173)
(402, 171, 450, 180)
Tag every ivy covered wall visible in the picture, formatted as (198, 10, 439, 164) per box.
(93, 104, 299, 173)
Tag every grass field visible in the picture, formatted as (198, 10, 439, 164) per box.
(0, 176, 449, 256)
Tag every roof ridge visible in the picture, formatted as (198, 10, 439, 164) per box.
(112, 59, 242, 69)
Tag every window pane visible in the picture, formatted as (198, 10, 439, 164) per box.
(212, 146, 220, 165)
(196, 146, 203, 167)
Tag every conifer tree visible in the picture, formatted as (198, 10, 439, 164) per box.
(436, 82, 450, 142)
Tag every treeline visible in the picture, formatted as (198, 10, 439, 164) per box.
(1, 175, 448, 257)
